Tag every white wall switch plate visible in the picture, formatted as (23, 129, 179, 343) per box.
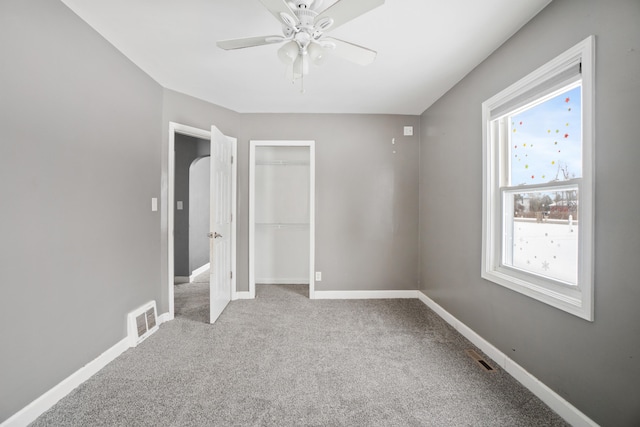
(177, 201, 183, 210)
(403, 126, 414, 136)
(151, 198, 158, 212)
(315, 272, 322, 281)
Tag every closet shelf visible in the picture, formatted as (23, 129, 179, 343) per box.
(256, 222, 310, 228)
(256, 161, 309, 166)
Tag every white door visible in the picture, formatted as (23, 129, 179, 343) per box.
(209, 126, 232, 324)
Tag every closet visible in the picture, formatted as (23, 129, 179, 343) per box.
(249, 141, 315, 296)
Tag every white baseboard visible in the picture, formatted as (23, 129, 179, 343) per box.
(313, 290, 420, 300)
(1, 337, 130, 427)
(417, 291, 597, 427)
(189, 263, 210, 282)
(158, 312, 173, 324)
(174, 276, 190, 284)
(256, 278, 309, 285)
(233, 291, 253, 300)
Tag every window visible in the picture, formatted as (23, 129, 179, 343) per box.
(482, 36, 594, 320)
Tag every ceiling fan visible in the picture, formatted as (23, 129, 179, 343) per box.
(217, 0, 385, 85)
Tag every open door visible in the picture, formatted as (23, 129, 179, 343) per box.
(208, 126, 233, 323)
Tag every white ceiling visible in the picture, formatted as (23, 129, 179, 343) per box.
(60, 0, 551, 115)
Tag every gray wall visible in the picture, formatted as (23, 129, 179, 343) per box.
(418, 0, 640, 425)
(238, 114, 420, 292)
(174, 134, 209, 277)
(160, 99, 420, 297)
(189, 157, 211, 272)
(0, 0, 163, 422)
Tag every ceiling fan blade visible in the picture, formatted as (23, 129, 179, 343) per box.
(315, 0, 384, 31)
(323, 37, 377, 66)
(217, 35, 285, 50)
(259, 0, 300, 27)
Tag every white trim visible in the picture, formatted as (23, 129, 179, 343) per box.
(1, 337, 129, 427)
(256, 278, 310, 285)
(189, 262, 210, 282)
(230, 139, 238, 301)
(234, 291, 253, 300)
(249, 140, 316, 300)
(157, 312, 173, 324)
(308, 142, 316, 299)
(168, 123, 238, 317)
(249, 143, 256, 298)
(417, 292, 598, 427)
(313, 290, 420, 300)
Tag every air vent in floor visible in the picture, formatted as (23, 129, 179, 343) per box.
(127, 301, 159, 347)
(466, 349, 496, 372)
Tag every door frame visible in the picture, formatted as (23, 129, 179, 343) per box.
(249, 140, 316, 299)
(168, 122, 237, 319)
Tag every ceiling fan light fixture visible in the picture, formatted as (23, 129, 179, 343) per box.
(307, 42, 325, 65)
(278, 41, 299, 64)
(218, 0, 386, 86)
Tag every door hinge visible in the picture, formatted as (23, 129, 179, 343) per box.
(230, 213, 233, 222)
(230, 271, 233, 279)
(231, 156, 234, 164)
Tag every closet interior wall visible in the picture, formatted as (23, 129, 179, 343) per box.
(254, 146, 310, 284)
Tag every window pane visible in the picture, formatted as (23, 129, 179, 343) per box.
(509, 86, 582, 186)
(505, 188, 579, 285)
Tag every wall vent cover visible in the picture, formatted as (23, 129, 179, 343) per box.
(466, 349, 496, 372)
(127, 301, 159, 347)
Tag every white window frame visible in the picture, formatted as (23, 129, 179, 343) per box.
(482, 36, 595, 321)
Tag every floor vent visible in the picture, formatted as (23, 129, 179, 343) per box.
(466, 349, 496, 372)
(127, 301, 159, 347)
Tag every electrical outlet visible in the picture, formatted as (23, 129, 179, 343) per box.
(315, 272, 322, 281)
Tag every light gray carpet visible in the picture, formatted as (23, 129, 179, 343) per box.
(173, 270, 210, 323)
(31, 284, 567, 426)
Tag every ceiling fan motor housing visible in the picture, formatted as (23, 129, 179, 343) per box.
(292, 0, 320, 10)
(294, 8, 317, 27)
(282, 4, 322, 48)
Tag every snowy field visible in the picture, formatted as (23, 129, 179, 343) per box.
(510, 219, 578, 284)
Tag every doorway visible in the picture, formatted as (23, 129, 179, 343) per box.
(173, 136, 210, 285)
(249, 140, 315, 299)
(168, 123, 237, 320)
